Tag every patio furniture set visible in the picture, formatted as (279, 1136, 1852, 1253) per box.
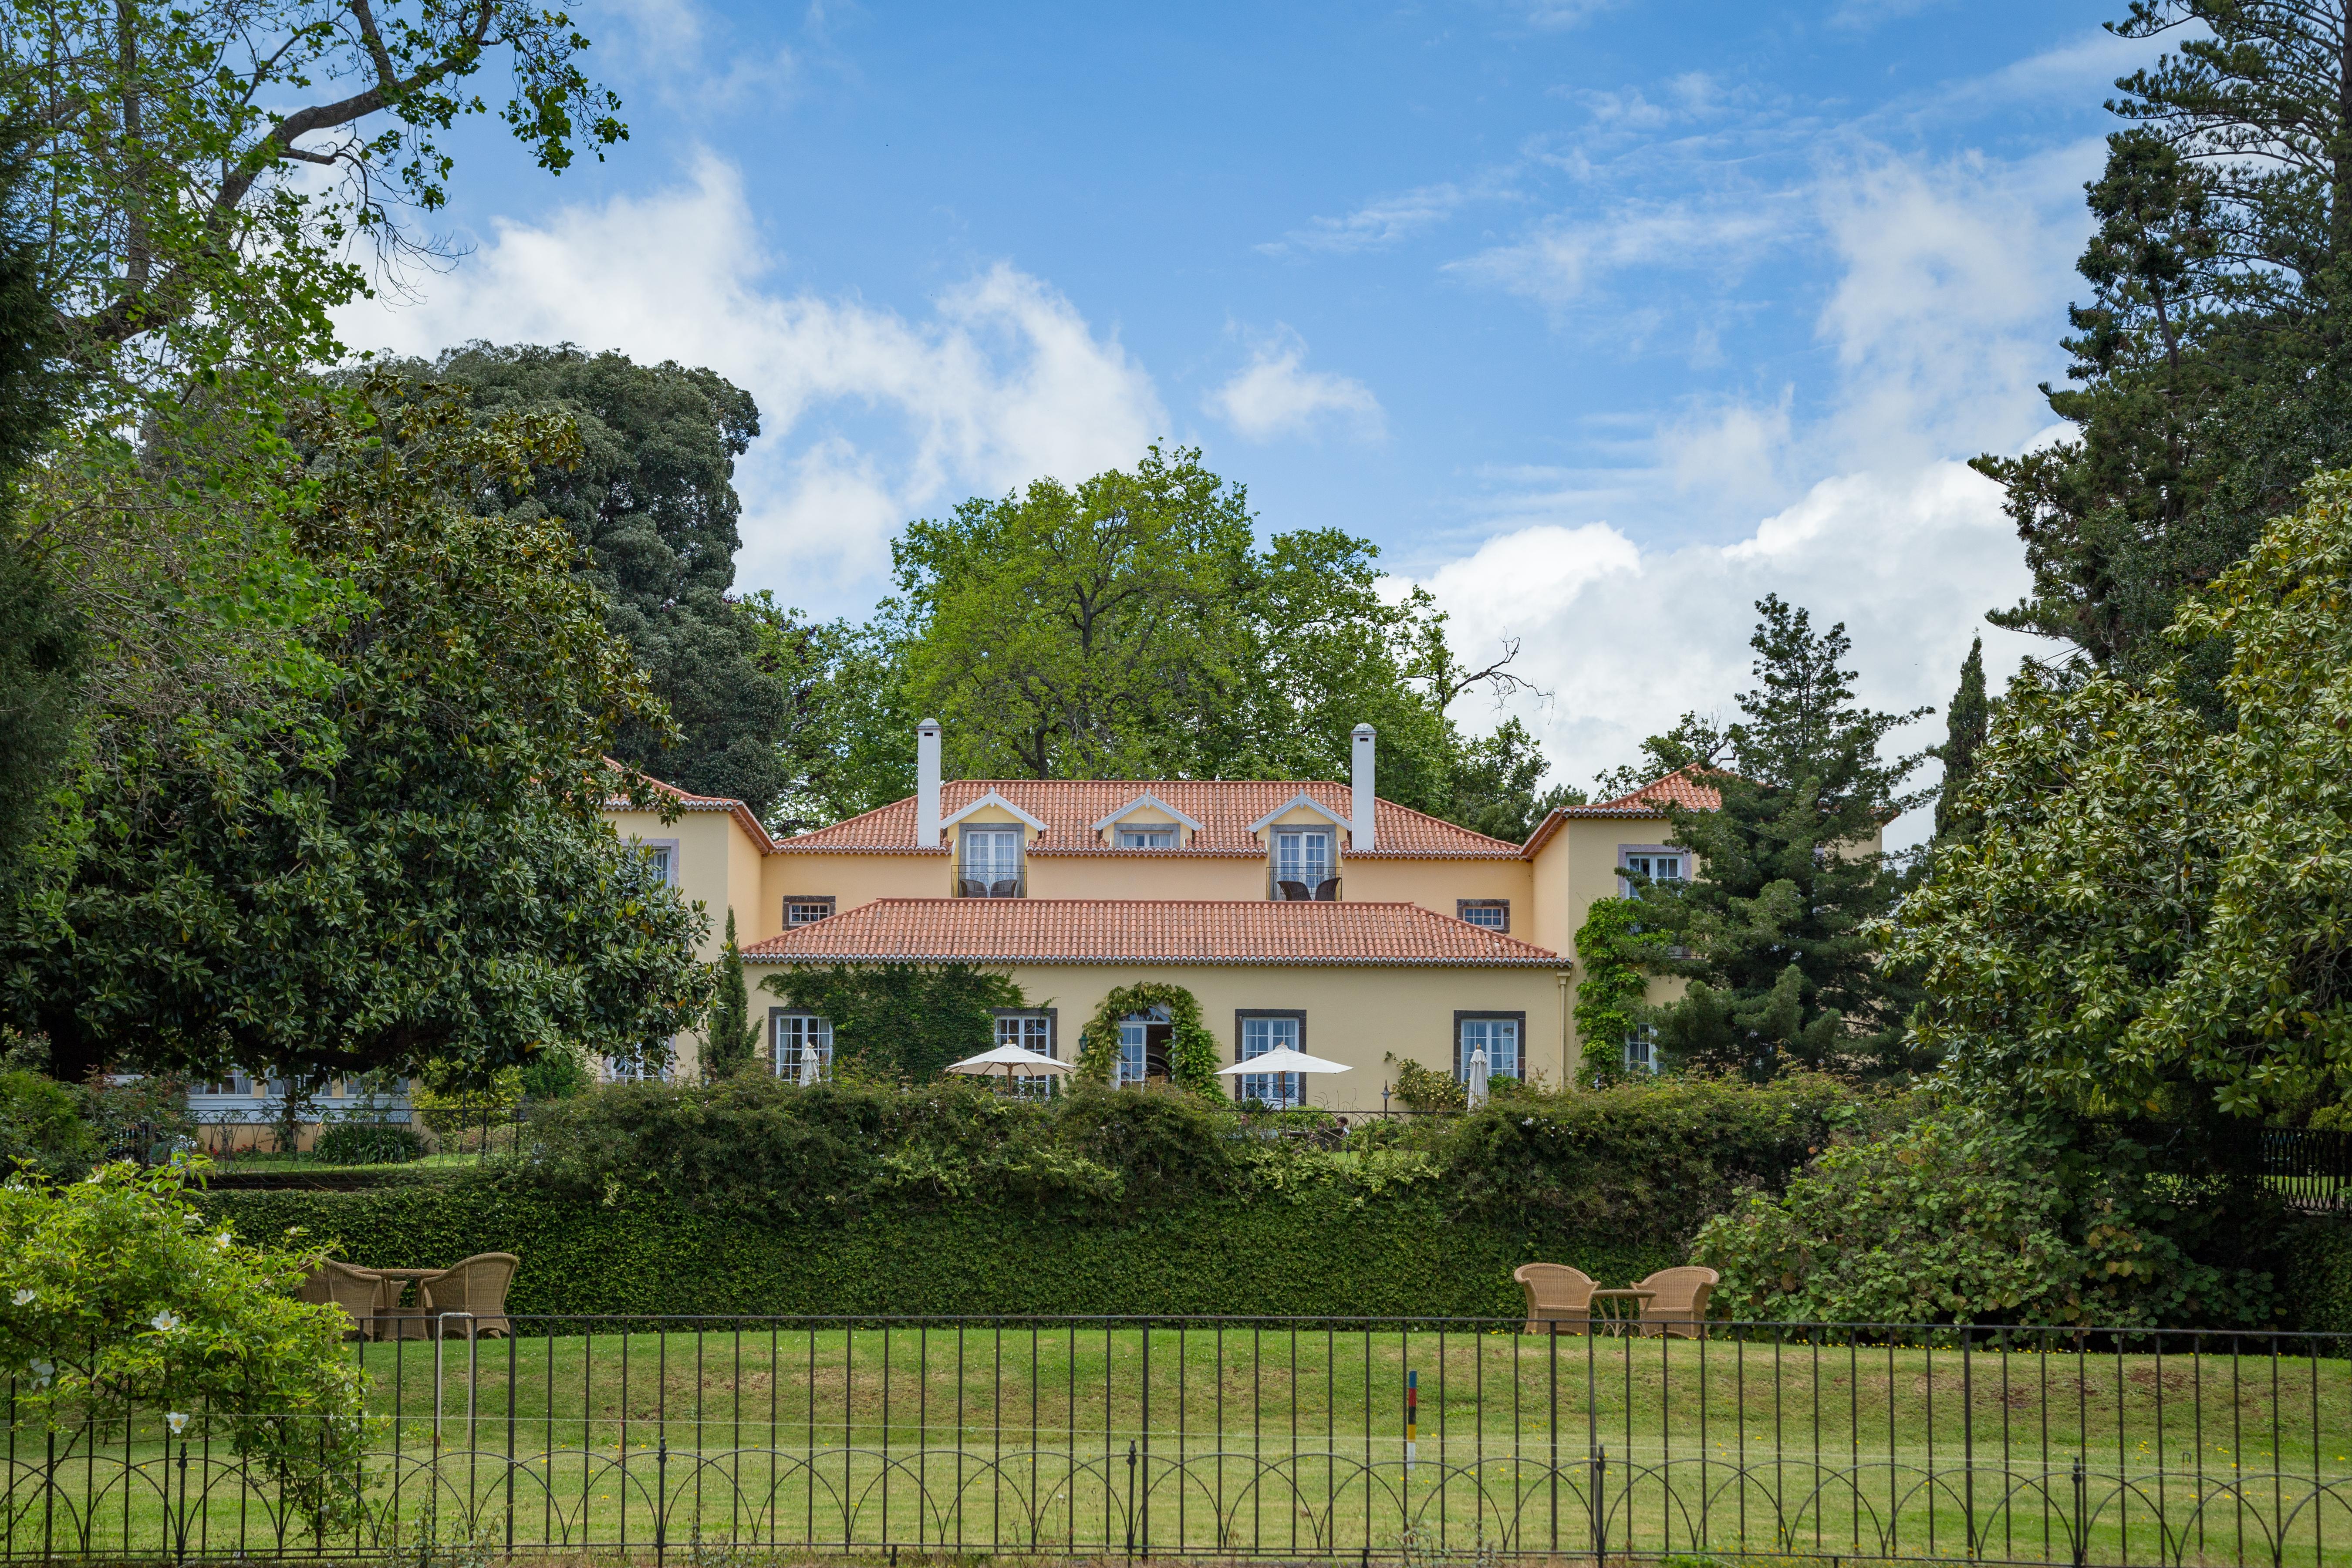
(1514, 1262, 1717, 1336)
(297, 1252, 517, 1341)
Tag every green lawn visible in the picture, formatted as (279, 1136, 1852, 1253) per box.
(14, 1325, 2352, 1564)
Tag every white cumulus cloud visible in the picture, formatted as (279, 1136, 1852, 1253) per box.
(1205, 330, 1384, 443)
(334, 153, 1168, 601)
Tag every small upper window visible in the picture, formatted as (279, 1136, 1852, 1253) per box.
(1619, 850, 1687, 892)
(785, 897, 837, 927)
(1458, 900, 1509, 932)
(1117, 823, 1178, 849)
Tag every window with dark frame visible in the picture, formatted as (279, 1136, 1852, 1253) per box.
(1454, 1012, 1525, 1082)
(784, 896, 837, 927)
(992, 1009, 1059, 1099)
(1235, 1010, 1307, 1108)
(769, 1010, 833, 1084)
(1457, 899, 1510, 931)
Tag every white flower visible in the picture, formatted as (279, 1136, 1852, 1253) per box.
(150, 1310, 179, 1333)
(212, 1233, 230, 1250)
(10, 1289, 30, 1307)
(166, 1411, 189, 1435)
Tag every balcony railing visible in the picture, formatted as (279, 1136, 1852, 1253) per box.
(1267, 868, 1340, 901)
(954, 870, 1026, 897)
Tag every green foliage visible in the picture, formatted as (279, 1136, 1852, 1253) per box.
(874, 445, 1552, 830)
(205, 1074, 1876, 1317)
(1074, 981, 1221, 1094)
(10, 0, 624, 399)
(393, 344, 798, 816)
(1896, 473, 2352, 1124)
(0, 1070, 98, 1177)
(0, 380, 713, 1085)
(1693, 1107, 2278, 1328)
(703, 911, 760, 1080)
(1386, 1057, 1465, 1115)
(312, 1121, 425, 1166)
(764, 962, 1024, 1083)
(1932, 636, 1989, 846)
(1571, 896, 1668, 1087)
(1644, 597, 1931, 1079)
(518, 1047, 589, 1101)
(1, 1161, 371, 1536)
(1972, 10, 2352, 698)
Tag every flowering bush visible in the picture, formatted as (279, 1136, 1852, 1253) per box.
(0, 1160, 372, 1536)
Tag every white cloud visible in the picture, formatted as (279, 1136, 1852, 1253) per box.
(1261, 181, 1490, 257)
(1448, 198, 1794, 309)
(334, 153, 1167, 600)
(1205, 330, 1384, 442)
(1420, 462, 2040, 850)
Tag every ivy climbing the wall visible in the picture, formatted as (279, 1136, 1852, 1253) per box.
(1572, 895, 1667, 1087)
(1075, 983, 1222, 1096)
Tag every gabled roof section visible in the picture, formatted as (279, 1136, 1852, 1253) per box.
(940, 790, 1049, 835)
(604, 761, 776, 853)
(772, 780, 1524, 859)
(741, 898, 1564, 967)
(1246, 792, 1348, 835)
(1520, 765, 1723, 857)
(1090, 791, 1205, 833)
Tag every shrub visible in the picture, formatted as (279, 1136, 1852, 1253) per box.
(1692, 1107, 2278, 1327)
(1, 1161, 370, 1536)
(1388, 1057, 1465, 1114)
(0, 1070, 99, 1178)
(518, 1046, 588, 1100)
(313, 1120, 426, 1165)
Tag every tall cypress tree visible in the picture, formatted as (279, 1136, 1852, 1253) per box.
(702, 910, 761, 1080)
(1933, 637, 1989, 846)
(1646, 597, 1933, 1079)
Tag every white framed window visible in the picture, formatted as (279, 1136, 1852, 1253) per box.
(1274, 828, 1334, 890)
(785, 897, 837, 927)
(1456, 1015, 1522, 1082)
(604, 1052, 671, 1083)
(993, 1010, 1058, 1098)
(1116, 1006, 1169, 1086)
(1237, 1013, 1305, 1108)
(772, 1013, 834, 1085)
(1116, 823, 1178, 849)
(960, 827, 1024, 895)
(631, 837, 681, 888)
(1458, 900, 1509, 931)
(1623, 1025, 1658, 1075)
(1618, 846, 1687, 894)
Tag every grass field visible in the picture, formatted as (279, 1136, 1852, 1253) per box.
(13, 1324, 2352, 1565)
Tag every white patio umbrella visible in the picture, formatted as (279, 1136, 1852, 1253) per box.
(1465, 1045, 1491, 1109)
(945, 1043, 1076, 1091)
(1213, 1047, 1352, 1079)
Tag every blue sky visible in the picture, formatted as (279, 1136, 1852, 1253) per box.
(336, 0, 2160, 837)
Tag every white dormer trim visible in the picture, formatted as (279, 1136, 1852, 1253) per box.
(1246, 793, 1350, 836)
(1090, 792, 1207, 834)
(941, 791, 1049, 836)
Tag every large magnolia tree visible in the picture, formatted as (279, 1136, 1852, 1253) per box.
(1898, 472, 2352, 1122)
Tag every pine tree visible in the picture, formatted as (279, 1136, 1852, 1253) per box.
(1646, 597, 1934, 1079)
(701, 910, 761, 1080)
(1932, 637, 1989, 846)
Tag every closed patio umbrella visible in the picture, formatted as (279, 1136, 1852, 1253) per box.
(1465, 1045, 1490, 1109)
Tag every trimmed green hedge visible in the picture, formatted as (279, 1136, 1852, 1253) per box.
(2278, 1215, 2352, 1334)
(199, 1178, 1670, 1319)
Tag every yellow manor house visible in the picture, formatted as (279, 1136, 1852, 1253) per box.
(604, 721, 1724, 1109)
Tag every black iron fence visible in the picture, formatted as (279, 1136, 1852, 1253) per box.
(186, 1103, 524, 1167)
(13, 1314, 2352, 1564)
(2264, 1128, 2352, 1213)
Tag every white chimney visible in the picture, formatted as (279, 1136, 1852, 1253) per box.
(1351, 724, 1376, 851)
(917, 719, 942, 847)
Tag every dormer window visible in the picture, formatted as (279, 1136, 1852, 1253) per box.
(1273, 828, 1336, 901)
(959, 826, 1024, 897)
(1116, 822, 1178, 849)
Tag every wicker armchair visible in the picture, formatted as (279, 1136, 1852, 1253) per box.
(1634, 1265, 1719, 1339)
(297, 1259, 388, 1341)
(1513, 1263, 1596, 1336)
(418, 1252, 520, 1339)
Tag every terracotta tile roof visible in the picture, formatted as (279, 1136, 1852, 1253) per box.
(741, 898, 1564, 967)
(1519, 765, 1722, 856)
(604, 762, 776, 853)
(772, 780, 1523, 859)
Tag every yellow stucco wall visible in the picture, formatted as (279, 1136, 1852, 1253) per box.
(759, 853, 955, 929)
(751, 959, 1571, 1109)
(1341, 858, 1534, 927)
